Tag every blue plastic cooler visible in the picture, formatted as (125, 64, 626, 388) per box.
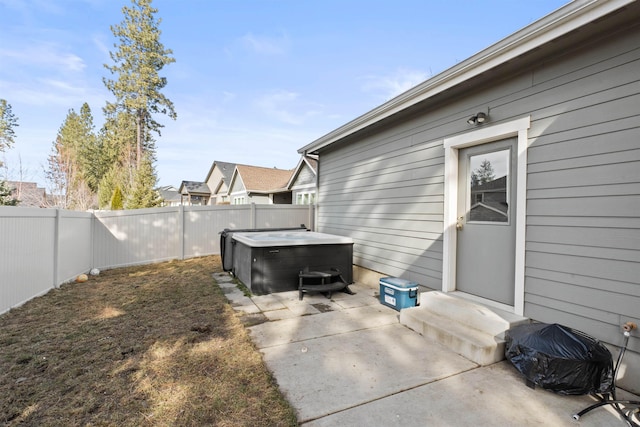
(379, 277, 420, 311)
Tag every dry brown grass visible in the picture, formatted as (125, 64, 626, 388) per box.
(0, 256, 297, 426)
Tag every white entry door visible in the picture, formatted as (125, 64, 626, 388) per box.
(456, 138, 517, 305)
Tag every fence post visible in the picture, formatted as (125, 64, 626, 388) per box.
(90, 211, 96, 271)
(53, 209, 61, 288)
(308, 204, 315, 231)
(250, 203, 256, 228)
(179, 205, 185, 260)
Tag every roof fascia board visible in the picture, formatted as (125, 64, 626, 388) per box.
(298, 0, 633, 155)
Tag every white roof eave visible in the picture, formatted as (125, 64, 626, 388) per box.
(298, 0, 633, 155)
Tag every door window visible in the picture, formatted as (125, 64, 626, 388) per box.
(468, 148, 510, 223)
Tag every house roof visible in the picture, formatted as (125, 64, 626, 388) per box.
(157, 185, 181, 203)
(472, 176, 507, 192)
(179, 181, 211, 195)
(7, 181, 47, 208)
(231, 165, 294, 194)
(298, 0, 635, 155)
(204, 160, 236, 184)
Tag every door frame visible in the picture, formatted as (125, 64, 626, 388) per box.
(442, 116, 530, 315)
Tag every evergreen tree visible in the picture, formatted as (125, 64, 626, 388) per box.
(126, 154, 160, 209)
(45, 104, 99, 210)
(75, 103, 100, 192)
(0, 180, 18, 206)
(0, 99, 19, 206)
(0, 99, 18, 153)
(471, 159, 496, 187)
(110, 185, 124, 210)
(96, 111, 142, 209)
(98, 163, 128, 209)
(103, 0, 176, 169)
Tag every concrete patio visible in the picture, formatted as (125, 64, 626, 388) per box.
(215, 273, 639, 426)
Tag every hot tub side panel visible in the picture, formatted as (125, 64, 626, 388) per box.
(233, 241, 353, 295)
(231, 240, 254, 290)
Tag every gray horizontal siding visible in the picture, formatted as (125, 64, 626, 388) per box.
(522, 26, 640, 354)
(316, 20, 640, 354)
(293, 164, 315, 186)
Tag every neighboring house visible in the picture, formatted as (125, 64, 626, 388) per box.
(227, 164, 293, 204)
(298, 1, 640, 390)
(157, 185, 181, 207)
(7, 181, 47, 207)
(469, 176, 508, 222)
(287, 155, 318, 205)
(204, 161, 236, 205)
(178, 181, 211, 206)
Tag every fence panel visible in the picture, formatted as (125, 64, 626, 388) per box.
(0, 207, 56, 314)
(1, 204, 314, 314)
(254, 204, 314, 230)
(183, 205, 252, 258)
(93, 207, 182, 270)
(57, 210, 93, 284)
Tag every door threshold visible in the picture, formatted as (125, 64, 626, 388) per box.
(449, 291, 515, 314)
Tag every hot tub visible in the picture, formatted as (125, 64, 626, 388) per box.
(231, 231, 354, 295)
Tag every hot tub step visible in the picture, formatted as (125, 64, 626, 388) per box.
(299, 269, 354, 300)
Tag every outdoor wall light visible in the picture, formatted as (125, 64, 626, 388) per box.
(467, 110, 489, 125)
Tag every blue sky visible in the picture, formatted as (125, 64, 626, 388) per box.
(0, 0, 569, 189)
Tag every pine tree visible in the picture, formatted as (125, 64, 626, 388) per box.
(45, 104, 99, 210)
(0, 180, 17, 206)
(75, 103, 100, 192)
(471, 159, 496, 187)
(0, 99, 19, 206)
(110, 185, 124, 210)
(126, 154, 160, 209)
(0, 99, 18, 153)
(103, 0, 176, 169)
(98, 163, 128, 209)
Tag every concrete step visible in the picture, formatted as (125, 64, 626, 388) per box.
(400, 291, 529, 366)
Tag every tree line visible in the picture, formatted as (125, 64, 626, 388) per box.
(1, 0, 175, 210)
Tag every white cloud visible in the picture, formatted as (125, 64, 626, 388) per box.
(361, 68, 429, 101)
(0, 44, 86, 73)
(92, 34, 111, 60)
(253, 90, 322, 125)
(240, 31, 290, 55)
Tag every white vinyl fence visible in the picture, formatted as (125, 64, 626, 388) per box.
(0, 204, 314, 315)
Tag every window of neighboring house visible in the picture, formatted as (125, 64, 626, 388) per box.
(190, 195, 205, 205)
(296, 191, 316, 205)
(233, 196, 246, 204)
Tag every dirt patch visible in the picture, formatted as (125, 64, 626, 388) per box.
(0, 256, 296, 426)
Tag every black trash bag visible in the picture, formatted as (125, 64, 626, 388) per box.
(505, 323, 613, 395)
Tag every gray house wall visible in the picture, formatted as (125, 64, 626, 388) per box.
(291, 162, 317, 204)
(295, 163, 316, 186)
(316, 19, 640, 362)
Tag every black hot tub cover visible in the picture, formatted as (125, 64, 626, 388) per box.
(505, 323, 613, 395)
